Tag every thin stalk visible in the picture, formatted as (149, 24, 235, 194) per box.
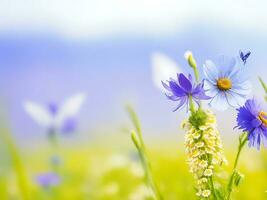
(126, 106, 144, 148)
(209, 176, 218, 200)
(259, 77, 267, 94)
(48, 129, 58, 148)
(189, 95, 195, 114)
(127, 106, 163, 200)
(207, 153, 217, 200)
(131, 132, 163, 200)
(193, 67, 199, 83)
(226, 133, 248, 200)
(48, 129, 61, 173)
(258, 77, 267, 102)
(191, 65, 202, 109)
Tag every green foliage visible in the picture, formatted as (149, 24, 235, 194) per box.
(0, 128, 30, 200)
(233, 171, 244, 187)
(259, 77, 267, 93)
(1, 135, 267, 199)
(127, 105, 163, 200)
(259, 77, 267, 101)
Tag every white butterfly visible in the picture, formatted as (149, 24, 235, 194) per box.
(23, 93, 86, 133)
(151, 52, 182, 92)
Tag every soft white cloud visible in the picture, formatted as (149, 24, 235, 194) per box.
(151, 52, 182, 91)
(0, 0, 266, 38)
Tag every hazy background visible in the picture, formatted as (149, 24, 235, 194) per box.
(0, 0, 267, 145)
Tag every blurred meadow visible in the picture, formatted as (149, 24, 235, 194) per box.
(1, 0, 267, 199)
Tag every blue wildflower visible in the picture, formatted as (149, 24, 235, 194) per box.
(162, 73, 210, 111)
(203, 55, 251, 110)
(48, 102, 59, 116)
(236, 98, 267, 150)
(35, 172, 61, 187)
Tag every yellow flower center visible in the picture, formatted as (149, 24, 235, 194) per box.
(258, 111, 267, 127)
(217, 78, 232, 91)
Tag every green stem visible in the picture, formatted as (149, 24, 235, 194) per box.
(191, 65, 202, 109)
(131, 132, 163, 200)
(128, 106, 163, 200)
(206, 154, 217, 200)
(258, 77, 267, 102)
(259, 77, 267, 94)
(143, 151, 162, 200)
(48, 129, 58, 147)
(209, 176, 218, 200)
(226, 133, 248, 200)
(193, 67, 199, 83)
(189, 95, 195, 114)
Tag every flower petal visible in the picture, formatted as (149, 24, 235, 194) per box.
(225, 91, 246, 108)
(209, 92, 229, 111)
(204, 80, 220, 97)
(173, 97, 187, 112)
(190, 81, 211, 100)
(161, 81, 171, 91)
(203, 60, 219, 83)
(169, 81, 186, 97)
(166, 94, 180, 101)
(178, 73, 192, 92)
(231, 82, 251, 96)
(216, 55, 236, 77)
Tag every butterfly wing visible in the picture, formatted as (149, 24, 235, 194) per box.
(23, 101, 53, 127)
(55, 93, 87, 128)
(151, 52, 181, 91)
(239, 50, 251, 64)
(244, 51, 251, 59)
(239, 50, 243, 58)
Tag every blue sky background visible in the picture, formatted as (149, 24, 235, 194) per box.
(0, 0, 267, 142)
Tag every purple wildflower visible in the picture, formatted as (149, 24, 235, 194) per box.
(48, 103, 59, 116)
(236, 98, 267, 149)
(35, 172, 61, 187)
(61, 117, 77, 133)
(162, 73, 210, 111)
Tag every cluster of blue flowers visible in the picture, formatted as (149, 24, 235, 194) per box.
(162, 52, 267, 150)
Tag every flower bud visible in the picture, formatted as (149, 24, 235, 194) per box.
(184, 51, 197, 69)
(131, 131, 140, 149)
(234, 171, 244, 187)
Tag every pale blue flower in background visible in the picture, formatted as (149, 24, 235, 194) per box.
(203, 55, 251, 111)
(151, 52, 182, 92)
(23, 93, 86, 135)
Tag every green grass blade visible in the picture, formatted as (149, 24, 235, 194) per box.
(126, 105, 146, 150)
(127, 106, 163, 200)
(0, 129, 29, 200)
(259, 77, 267, 93)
